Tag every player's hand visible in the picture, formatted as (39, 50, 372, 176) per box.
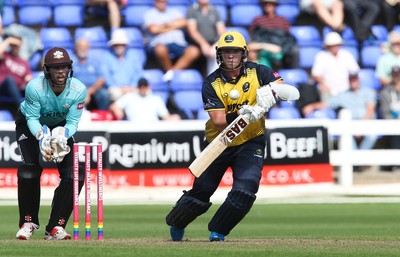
(51, 127, 70, 163)
(269, 82, 300, 103)
(239, 105, 265, 122)
(256, 86, 276, 112)
(37, 125, 53, 162)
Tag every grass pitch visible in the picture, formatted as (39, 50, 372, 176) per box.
(0, 203, 399, 257)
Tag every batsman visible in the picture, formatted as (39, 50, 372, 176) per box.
(15, 47, 87, 240)
(166, 31, 299, 241)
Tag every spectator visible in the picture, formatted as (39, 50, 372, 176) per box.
(329, 72, 377, 171)
(295, 81, 327, 117)
(101, 29, 144, 101)
(186, 0, 225, 75)
(73, 38, 110, 110)
(249, 0, 298, 69)
(109, 77, 181, 122)
(143, 0, 201, 81)
(376, 31, 400, 88)
(379, 0, 400, 32)
(86, 0, 124, 30)
(0, 35, 32, 106)
(311, 32, 359, 103)
(299, 0, 345, 33)
(342, 0, 380, 42)
(247, 41, 282, 68)
(379, 66, 400, 171)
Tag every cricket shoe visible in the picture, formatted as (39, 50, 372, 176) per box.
(209, 231, 225, 242)
(16, 222, 40, 240)
(44, 226, 71, 240)
(170, 226, 185, 241)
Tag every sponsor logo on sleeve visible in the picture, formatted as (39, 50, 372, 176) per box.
(77, 102, 85, 110)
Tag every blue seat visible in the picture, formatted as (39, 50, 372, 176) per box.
(362, 25, 388, 46)
(74, 27, 108, 48)
(290, 26, 322, 46)
(225, 26, 251, 43)
(278, 68, 309, 87)
(0, 110, 14, 121)
(298, 46, 322, 69)
(323, 26, 357, 46)
(276, 4, 300, 24)
(170, 69, 204, 119)
(358, 68, 381, 91)
(361, 45, 382, 68)
(277, 0, 299, 4)
(40, 27, 74, 50)
(305, 108, 337, 119)
(29, 50, 43, 71)
(230, 5, 262, 27)
(227, 0, 259, 5)
(268, 106, 301, 119)
(215, 5, 228, 23)
(168, 0, 191, 4)
(2, 5, 16, 26)
(143, 69, 169, 103)
(16, 1, 52, 26)
(53, 0, 85, 27)
(209, 0, 228, 5)
(124, 5, 152, 27)
(118, 27, 144, 48)
(341, 45, 359, 63)
(125, 0, 153, 4)
(197, 108, 209, 120)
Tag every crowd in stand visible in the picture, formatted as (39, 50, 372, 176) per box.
(1, 0, 400, 127)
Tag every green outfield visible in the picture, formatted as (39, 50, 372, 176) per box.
(0, 203, 399, 257)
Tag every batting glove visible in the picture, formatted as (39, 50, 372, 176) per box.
(239, 105, 265, 123)
(37, 125, 53, 162)
(256, 86, 276, 112)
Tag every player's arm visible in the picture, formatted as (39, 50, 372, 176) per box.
(65, 87, 87, 138)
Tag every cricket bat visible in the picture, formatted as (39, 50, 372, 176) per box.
(189, 114, 250, 177)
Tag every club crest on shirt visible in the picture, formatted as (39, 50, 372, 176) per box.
(242, 82, 250, 92)
(63, 103, 70, 110)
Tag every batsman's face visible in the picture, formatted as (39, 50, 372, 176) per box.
(221, 49, 243, 70)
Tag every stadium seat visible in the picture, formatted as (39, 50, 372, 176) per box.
(278, 68, 309, 87)
(227, 0, 259, 5)
(28, 51, 43, 71)
(215, 5, 228, 23)
(143, 69, 169, 104)
(118, 27, 144, 48)
(323, 26, 357, 46)
(197, 108, 209, 120)
(277, 0, 299, 4)
(362, 25, 388, 46)
(298, 46, 322, 69)
(74, 27, 108, 48)
(125, 0, 153, 5)
(230, 5, 262, 27)
(305, 108, 337, 119)
(225, 26, 251, 43)
(341, 45, 359, 63)
(276, 4, 300, 24)
(0, 110, 14, 121)
(124, 5, 152, 27)
(40, 27, 74, 50)
(360, 45, 382, 68)
(268, 106, 301, 119)
(358, 68, 381, 91)
(168, 0, 191, 4)
(53, 0, 85, 27)
(170, 69, 204, 119)
(2, 5, 15, 26)
(16, 0, 53, 26)
(290, 26, 322, 46)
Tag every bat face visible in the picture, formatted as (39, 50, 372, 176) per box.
(223, 117, 249, 144)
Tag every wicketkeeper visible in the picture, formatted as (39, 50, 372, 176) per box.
(15, 47, 87, 240)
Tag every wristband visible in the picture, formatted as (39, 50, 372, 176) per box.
(226, 111, 239, 124)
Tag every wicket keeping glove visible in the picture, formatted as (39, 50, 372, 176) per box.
(256, 86, 276, 112)
(239, 105, 265, 123)
(51, 126, 70, 163)
(37, 125, 53, 162)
